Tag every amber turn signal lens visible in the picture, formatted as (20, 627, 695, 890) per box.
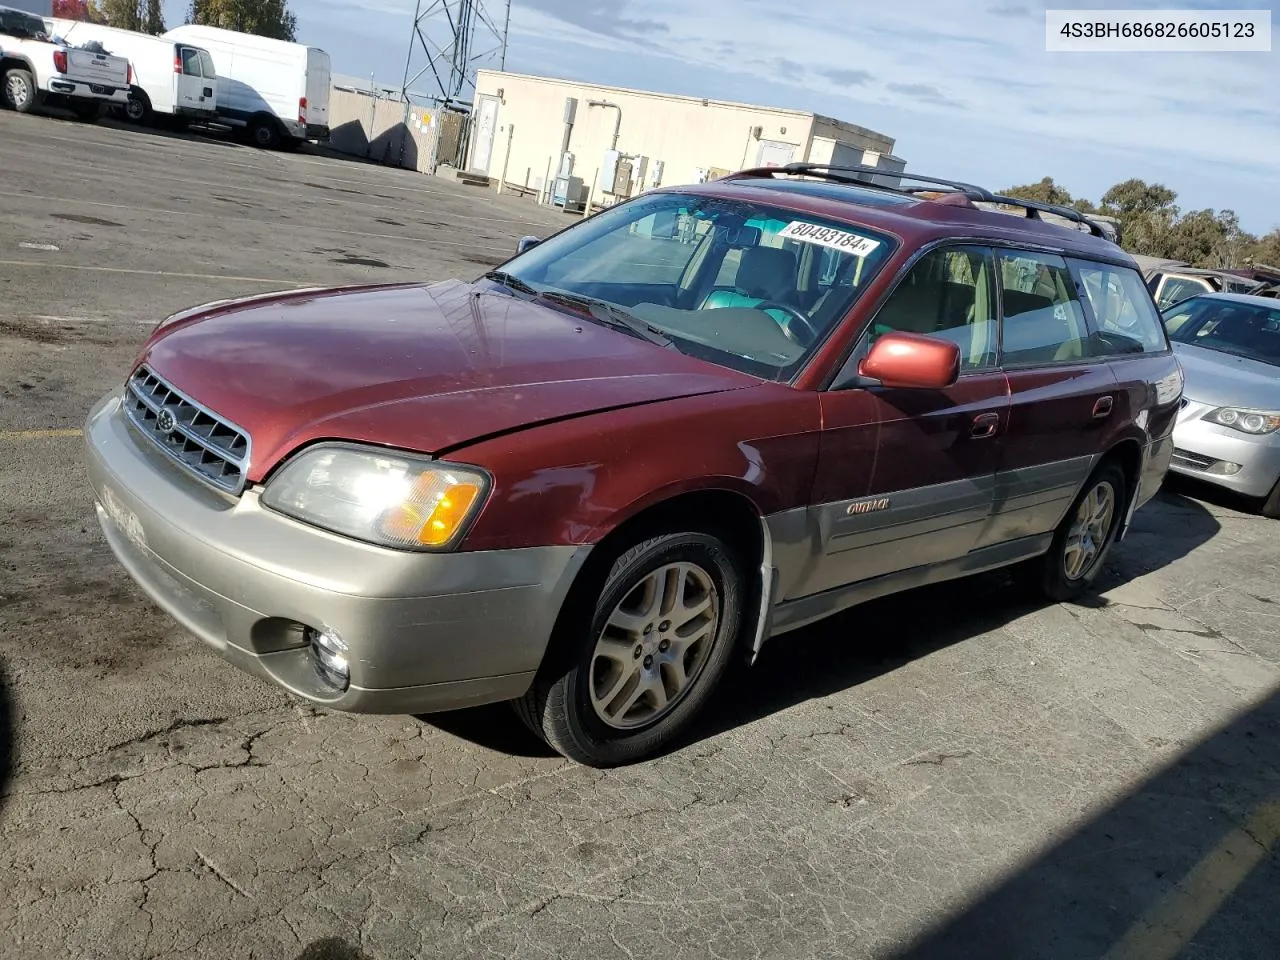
(378, 477, 483, 547)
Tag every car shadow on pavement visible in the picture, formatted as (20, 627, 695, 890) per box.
(420, 490, 1220, 761)
(688, 488, 1222, 752)
(888, 684, 1280, 960)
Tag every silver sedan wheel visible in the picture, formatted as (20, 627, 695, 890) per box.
(6, 73, 30, 107)
(1063, 480, 1116, 581)
(589, 561, 719, 730)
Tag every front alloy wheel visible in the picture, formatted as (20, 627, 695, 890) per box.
(589, 561, 719, 730)
(516, 530, 744, 767)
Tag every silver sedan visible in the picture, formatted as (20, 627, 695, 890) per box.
(1162, 293, 1280, 517)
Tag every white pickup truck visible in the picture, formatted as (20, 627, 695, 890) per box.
(0, 4, 129, 121)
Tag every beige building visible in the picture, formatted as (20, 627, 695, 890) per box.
(468, 70, 904, 206)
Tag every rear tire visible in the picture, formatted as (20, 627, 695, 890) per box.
(3, 67, 38, 114)
(515, 531, 745, 767)
(248, 116, 282, 149)
(1260, 477, 1280, 519)
(123, 89, 151, 125)
(1032, 462, 1128, 602)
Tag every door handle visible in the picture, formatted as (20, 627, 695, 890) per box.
(1093, 396, 1114, 420)
(971, 412, 1000, 439)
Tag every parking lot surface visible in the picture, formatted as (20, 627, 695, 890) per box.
(2, 112, 1278, 960)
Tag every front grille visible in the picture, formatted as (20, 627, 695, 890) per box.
(124, 366, 250, 494)
(1171, 447, 1215, 471)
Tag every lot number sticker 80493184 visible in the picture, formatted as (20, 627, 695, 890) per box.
(777, 221, 882, 257)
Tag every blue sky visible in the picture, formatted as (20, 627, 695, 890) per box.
(163, 0, 1280, 234)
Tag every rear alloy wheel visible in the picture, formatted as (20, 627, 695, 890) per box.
(515, 531, 744, 767)
(1035, 463, 1127, 602)
(3, 67, 38, 114)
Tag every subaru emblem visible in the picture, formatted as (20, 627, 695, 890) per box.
(156, 409, 176, 435)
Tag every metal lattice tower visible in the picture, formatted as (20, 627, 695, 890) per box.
(400, 0, 511, 107)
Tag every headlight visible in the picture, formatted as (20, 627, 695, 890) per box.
(260, 446, 489, 550)
(1202, 407, 1280, 436)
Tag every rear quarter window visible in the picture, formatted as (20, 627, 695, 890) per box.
(1072, 260, 1169, 355)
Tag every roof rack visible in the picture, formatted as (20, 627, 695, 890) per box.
(726, 162, 1114, 240)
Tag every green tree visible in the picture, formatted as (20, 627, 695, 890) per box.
(188, 0, 297, 41)
(94, 0, 162, 31)
(1247, 230, 1280, 269)
(1099, 178, 1180, 257)
(1002, 176, 1075, 207)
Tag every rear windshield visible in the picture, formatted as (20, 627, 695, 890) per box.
(1163, 297, 1280, 367)
(0, 8, 47, 38)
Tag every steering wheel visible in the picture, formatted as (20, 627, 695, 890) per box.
(755, 301, 821, 346)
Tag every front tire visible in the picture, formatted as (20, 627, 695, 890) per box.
(1034, 462, 1127, 602)
(3, 67, 38, 114)
(516, 531, 745, 767)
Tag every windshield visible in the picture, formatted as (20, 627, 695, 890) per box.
(494, 192, 897, 380)
(1163, 296, 1280, 367)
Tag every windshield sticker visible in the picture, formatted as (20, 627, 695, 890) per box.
(778, 221, 881, 257)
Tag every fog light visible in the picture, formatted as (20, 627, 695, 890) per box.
(307, 627, 350, 691)
(1207, 461, 1243, 477)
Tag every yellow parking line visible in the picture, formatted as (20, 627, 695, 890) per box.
(0, 428, 84, 440)
(1103, 800, 1280, 960)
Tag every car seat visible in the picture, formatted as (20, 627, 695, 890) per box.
(702, 246, 799, 311)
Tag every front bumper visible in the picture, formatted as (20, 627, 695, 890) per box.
(1169, 399, 1280, 499)
(85, 392, 589, 713)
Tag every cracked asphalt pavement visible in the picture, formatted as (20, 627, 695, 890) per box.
(2, 112, 1279, 960)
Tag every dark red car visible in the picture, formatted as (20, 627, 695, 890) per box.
(85, 164, 1183, 766)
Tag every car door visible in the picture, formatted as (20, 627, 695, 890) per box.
(797, 244, 1010, 599)
(980, 248, 1118, 548)
(175, 46, 205, 112)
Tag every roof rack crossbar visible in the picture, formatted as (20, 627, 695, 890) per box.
(724, 163, 1115, 241)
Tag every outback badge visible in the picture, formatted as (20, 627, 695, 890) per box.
(846, 497, 891, 516)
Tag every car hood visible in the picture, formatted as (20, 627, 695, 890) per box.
(141, 280, 757, 481)
(1173, 342, 1280, 410)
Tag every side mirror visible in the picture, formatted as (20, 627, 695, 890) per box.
(516, 236, 541, 255)
(858, 331, 960, 389)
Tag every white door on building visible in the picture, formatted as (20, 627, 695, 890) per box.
(756, 140, 796, 168)
(470, 95, 500, 173)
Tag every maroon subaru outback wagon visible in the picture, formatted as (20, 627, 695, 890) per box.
(85, 164, 1183, 766)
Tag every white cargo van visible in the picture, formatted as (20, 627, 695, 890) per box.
(47, 19, 217, 125)
(162, 24, 329, 150)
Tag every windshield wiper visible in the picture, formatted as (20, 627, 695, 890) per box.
(540, 291, 679, 351)
(482, 270, 539, 296)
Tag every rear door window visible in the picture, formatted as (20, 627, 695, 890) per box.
(1072, 260, 1169, 355)
(180, 47, 202, 76)
(198, 50, 216, 78)
(997, 250, 1089, 366)
(1156, 275, 1210, 310)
